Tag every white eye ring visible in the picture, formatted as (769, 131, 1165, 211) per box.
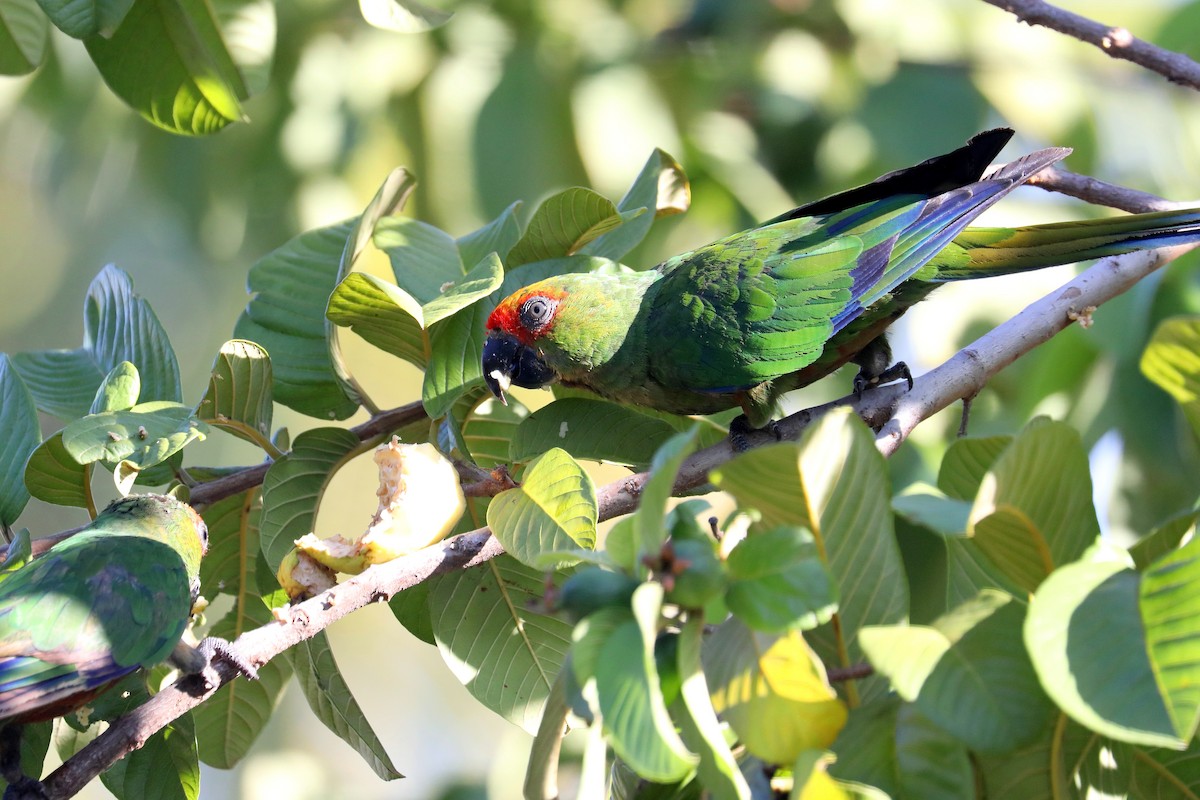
(520, 296, 555, 329)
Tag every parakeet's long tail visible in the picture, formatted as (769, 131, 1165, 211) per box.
(930, 208, 1200, 281)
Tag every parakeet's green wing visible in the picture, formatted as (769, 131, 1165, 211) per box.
(0, 533, 193, 721)
(646, 145, 1069, 394)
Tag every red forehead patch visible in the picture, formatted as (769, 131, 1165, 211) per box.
(486, 284, 568, 344)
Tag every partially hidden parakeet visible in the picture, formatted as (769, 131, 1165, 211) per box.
(482, 128, 1200, 431)
(0, 494, 227, 793)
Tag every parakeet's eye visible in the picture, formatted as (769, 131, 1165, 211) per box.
(519, 296, 556, 331)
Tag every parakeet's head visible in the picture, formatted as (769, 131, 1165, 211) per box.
(99, 494, 208, 575)
(483, 282, 565, 404)
(482, 272, 654, 404)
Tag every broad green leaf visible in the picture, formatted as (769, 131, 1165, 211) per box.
(290, 631, 403, 780)
(36, 0, 131, 37)
(374, 217, 465, 305)
(0, 0, 47, 75)
(419, 252, 503, 328)
(674, 615, 750, 800)
(1025, 547, 1199, 748)
(581, 148, 690, 262)
(234, 222, 360, 420)
(487, 447, 596, 569)
(421, 256, 615, 418)
(457, 201, 522, 268)
(860, 590, 1052, 753)
(704, 617, 846, 765)
(0, 354, 39, 525)
(632, 428, 698, 567)
(584, 584, 696, 782)
(725, 526, 836, 633)
(193, 602, 291, 769)
(460, 396, 526, 469)
(85, 0, 248, 134)
(507, 188, 623, 268)
(196, 340, 273, 448)
(525, 661, 571, 800)
(258, 427, 360, 571)
(341, 168, 417, 272)
(327, 272, 428, 368)
(13, 265, 181, 420)
(968, 419, 1098, 593)
(388, 581, 434, 644)
(61, 401, 207, 471)
(712, 409, 907, 701)
(509, 398, 678, 466)
(104, 712, 198, 800)
(358, 0, 450, 31)
(0, 718, 48, 795)
(1141, 316, 1200, 436)
(944, 537, 1023, 613)
(790, 751, 850, 800)
(90, 361, 140, 413)
(1139, 535, 1200, 740)
(0, 530, 32, 580)
(829, 697, 971, 800)
(891, 484, 970, 537)
(937, 435, 1013, 500)
(198, 488, 260, 601)
(23, 431, 89, 508)
(431, 555, 574, 733)
(1130, 509, 1200, 571)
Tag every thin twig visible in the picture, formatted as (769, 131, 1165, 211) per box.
(981, 0, 1200, 91)
(1027, 166, 1192, 214)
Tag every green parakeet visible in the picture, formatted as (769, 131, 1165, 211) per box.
(0, 494, 229, 794)
(482, 128, 1200, 429)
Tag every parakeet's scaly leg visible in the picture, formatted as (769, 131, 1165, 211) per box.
(851, 336, 913, 399)
(172, 637, 259, 694)
(0, 724, 46, 800)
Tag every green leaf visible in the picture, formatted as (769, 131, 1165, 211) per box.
(374, 217, 465, 305)
(1025, 539, 1200, 748)
(85, 0, 248, 135)
(1130, 509, 1200, 571)
(632, 428, 698, 567)
(582, 584, 696, 782)
(0, 354, 39, 525)
(234, 221, 360, 420)
(326, 272, 428, 368)
(712, 409, 907, 701)
(13, 265, 182, 420)
(388, 581, 434, 644)
(673, 615, 750, 800)
(457, 201, 522, 268)
(725, 526, 837, 633)
(860, 590, 1052, 753)
(193, 602, 291, 769)
(937, 435, 1013, 500)
(892, 484, 970, 537)
(1141, 315, 1200, 436)
(0, 0, 48, 75)
(580, 148, 690, 262)
(487, 447, 597, 569)
(968, 418, 1098, 593)
(509, 398, 679, 466)
(211, 0, 275, 97)
(198, 488, 260, 602)
(704, 617, 847, 764)
(258, 427, 360, 571)
(23, 431, 89, 508)
(460, 396, 526, 470)
(420, 252, 504, 328)
(195, 340, 273, 448)
(90, 361, 140, 413)
(829, 698, 972, 800)
(61, 400, 207, 471)
(0, 530, 32, 581)
(36, 0, 131, 37)
(103, 712, 198, 800)
(430, 554, 574, 734)
(358, 0, 450, 32)
(0, 719, 48, 794)
(290, 631, 403, 780)
(507, 188, 624, 268)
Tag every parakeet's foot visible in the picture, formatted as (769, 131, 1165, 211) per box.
(728, 415, 782, 452)
(197, 637, 259, 682)
(852, 361, 913, 400)
(2, 776, 48, 800)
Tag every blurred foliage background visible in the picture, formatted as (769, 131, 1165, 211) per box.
(3, 0, 1200, 796)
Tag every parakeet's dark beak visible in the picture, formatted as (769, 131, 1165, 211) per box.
(482, 331, 556, 405)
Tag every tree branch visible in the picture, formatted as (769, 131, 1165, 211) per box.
(1027, 166, 1191, 214)
(981, 0, 1200, 91)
